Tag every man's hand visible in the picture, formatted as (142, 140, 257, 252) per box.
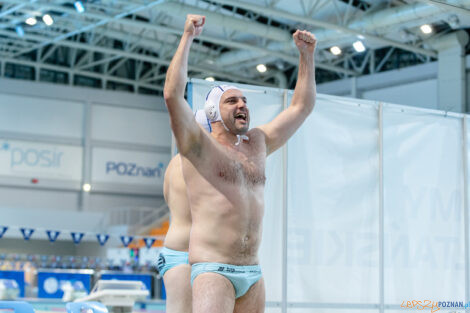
(184, 14, 205, 37)
(293, 30, 316, 56)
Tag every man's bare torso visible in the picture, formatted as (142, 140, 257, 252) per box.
(163, 154, 192, 251)
(183, 128, 267, 265)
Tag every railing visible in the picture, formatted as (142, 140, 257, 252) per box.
(105, 205, 169, 235)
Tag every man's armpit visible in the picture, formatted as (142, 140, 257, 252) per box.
(187, 139, 203, 158)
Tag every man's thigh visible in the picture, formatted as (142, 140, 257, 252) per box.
(192, 272, 236, 313)
(163, 264, 192, 313)
(234, 277, 265, 313)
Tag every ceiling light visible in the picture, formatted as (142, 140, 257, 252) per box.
(205, 76, 215, 82)
(330, 46, 342, 56)
(15, 26, 24, 37)
(256, 64, 267, 73)
(25, 17, 37, 26)
(42, 14, 54, 26)
(82, 183, 91, 192)
(74, 1, 85, 13)
(420, 24, 433, 34)
(353, 40, 366, 53)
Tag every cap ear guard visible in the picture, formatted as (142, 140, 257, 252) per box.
(204, 102, 219, 121)
(204, 85, 240, 123)
(194, 109, 212, 132)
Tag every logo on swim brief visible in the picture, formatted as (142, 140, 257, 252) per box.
(157, 255, 166, 269)
(217, 266, 239, 273)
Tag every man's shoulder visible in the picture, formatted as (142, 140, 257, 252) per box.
(248, 127, 266, 138)
(247, 128, 267, 151)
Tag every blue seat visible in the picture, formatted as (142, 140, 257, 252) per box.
(0, 301, 35, 313)
(66, 302, 108, 313)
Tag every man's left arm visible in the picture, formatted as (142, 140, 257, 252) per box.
(258, 30, 316, 155)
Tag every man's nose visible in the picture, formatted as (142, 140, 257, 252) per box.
(237, 99, 247, 109)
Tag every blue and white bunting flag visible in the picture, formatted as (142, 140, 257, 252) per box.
(71, 232, 85, 244)
(96, 234, 110, 246)
(20, 228, 35, 240)
(144, 237, 156, 249)
(120, 236, 133, 247)
(46, 230, 61, 242)
(0, 226, 8, 238)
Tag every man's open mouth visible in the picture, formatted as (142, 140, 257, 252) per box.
(235, 113, 246, 121)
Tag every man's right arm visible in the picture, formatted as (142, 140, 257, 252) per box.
(163, 15, 205, 156)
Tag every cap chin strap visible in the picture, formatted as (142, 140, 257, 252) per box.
(235, 135, 249, 146)
(219, 116, 230, 132)
(215, 118, 250, 146)
(220, 116, 250, 145)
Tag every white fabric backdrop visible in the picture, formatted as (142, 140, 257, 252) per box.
(467, 116, 469, 305)
(383, 105, 465, 302)
(287, 94, 380, 304)
(188, 79, 468, 310)
(189, 79, 285, 302)
(468, 117, 470, 296)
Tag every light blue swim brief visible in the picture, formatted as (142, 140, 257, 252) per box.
(191, 262, 262, 298)
(156, 247, 189, 277)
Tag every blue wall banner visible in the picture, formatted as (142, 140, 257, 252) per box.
(0, 270, 25, 297)
(37, 270, 92, 299)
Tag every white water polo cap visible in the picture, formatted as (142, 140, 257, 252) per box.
(194, 109, 212, 132)
(204, 85, 241, 122)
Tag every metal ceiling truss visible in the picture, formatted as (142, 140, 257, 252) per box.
(0, 0, 465, 94)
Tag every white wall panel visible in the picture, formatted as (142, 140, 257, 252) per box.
(0, 140, 82, 181)
(0, 187, 79, 211)
(91, 105, 171, 147)
(88, 193, 165, 212)
(0, 238, 79, 255)
(0, 93, 84, 138)
(91, 147, 170, 188)
(363, 79, 438, 110)
(0, 207, 105, 232)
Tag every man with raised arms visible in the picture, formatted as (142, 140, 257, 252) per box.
(156, 110, 211, 313)
(164, 14, 316, 313)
